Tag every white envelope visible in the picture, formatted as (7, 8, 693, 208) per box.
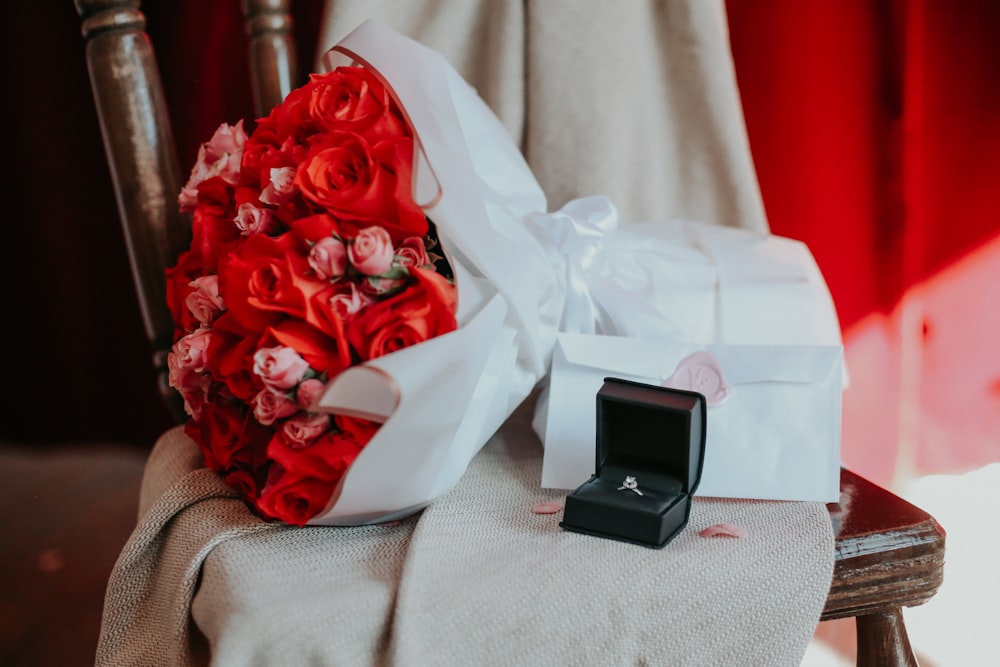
(537, 335, 844, 502)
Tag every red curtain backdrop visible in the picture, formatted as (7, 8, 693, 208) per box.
(4, 3, 998, 485)
(727, 0, 1000, 485)
(728, 0, 1000, 329)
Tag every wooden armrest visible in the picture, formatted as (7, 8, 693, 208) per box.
(824, 467, 946, 666)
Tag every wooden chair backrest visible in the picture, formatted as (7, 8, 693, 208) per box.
(74, 0, 300, 422)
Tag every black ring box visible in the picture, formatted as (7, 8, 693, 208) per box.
(560, 377, 707, 548)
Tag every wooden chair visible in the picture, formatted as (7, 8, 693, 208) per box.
(75, 1, 945, 664)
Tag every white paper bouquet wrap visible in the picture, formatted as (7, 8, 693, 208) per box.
(309, 20, 560, 524)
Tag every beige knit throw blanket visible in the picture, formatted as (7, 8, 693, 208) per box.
(96, 401, 833, 666)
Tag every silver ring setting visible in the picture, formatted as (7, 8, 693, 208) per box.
(617, 476, 644, 496)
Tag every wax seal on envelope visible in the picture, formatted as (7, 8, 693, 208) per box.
(661, 351, 731, 406)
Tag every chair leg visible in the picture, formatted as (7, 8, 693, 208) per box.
(855, 607, 918, 667)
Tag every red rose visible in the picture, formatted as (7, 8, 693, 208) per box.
(205, 318, 262, 401)
(255, 466, 334, 526)
(240, 129, 282, 190)
(186, 401, 271, 473)
(289, 213, 340, 245)
(264, 318, 352, 379)
(166, 249, 208, 336)
(346, 267, 457, 361)
(189, 184, 241, 272)
(333, 414, 381, 447)
(308, 283, 371, 344)
(394, 236, 431, 269)
(224, 468, 261, 504)
(240, 137, 311, 228)
(265, 67, 406, 146)
(295, 132, 427, 241)
(216, 233, 314, 335)
(268, 429, 364, 481)
(257, 429, 366, 525)
(305, 67, 407, 143)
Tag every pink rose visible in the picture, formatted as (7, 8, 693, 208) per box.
(178, 120, 247, 210)
(327, 282, 371, 320)
(234, 202, 277, 236)
(348, 226, 394, 275)
(251, 387, 299, 425)
(253, 346, 309, 389)
(359, 275, 405, 297)
(394, 236, 430, 268)
(308, 236, 348, 280)
(167, 330, 213, 419)
(296, 378, 326, 410)
(178, 374, 211, 420)
(280, 413, 331, 449)
(259, 166, 297, 206)
(168, 327, 213, 382)
(184, 276, 225, 326)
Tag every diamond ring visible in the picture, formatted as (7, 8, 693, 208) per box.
(617, 476, 644, 496)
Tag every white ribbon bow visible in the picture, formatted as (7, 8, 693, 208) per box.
(526, 195, 715, 340)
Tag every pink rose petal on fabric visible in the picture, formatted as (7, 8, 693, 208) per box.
(662, 350, 731, 406)
(699, 523, 747, 538)
(532, 501, 563, 515)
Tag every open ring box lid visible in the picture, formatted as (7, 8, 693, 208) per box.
(560, 377, 707, 548)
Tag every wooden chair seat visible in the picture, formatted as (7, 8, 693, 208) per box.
(76, 1, 945, 665)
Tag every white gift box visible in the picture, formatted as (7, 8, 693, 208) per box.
(538, 336, 844, 502)
(527, 198, 847, 503)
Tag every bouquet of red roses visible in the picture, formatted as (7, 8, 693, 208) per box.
(166, 62, 460, 525)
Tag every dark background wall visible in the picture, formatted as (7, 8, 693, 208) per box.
(0, 2, 322, 446)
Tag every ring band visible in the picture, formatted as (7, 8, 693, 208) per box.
(617, 476, 644, 496)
